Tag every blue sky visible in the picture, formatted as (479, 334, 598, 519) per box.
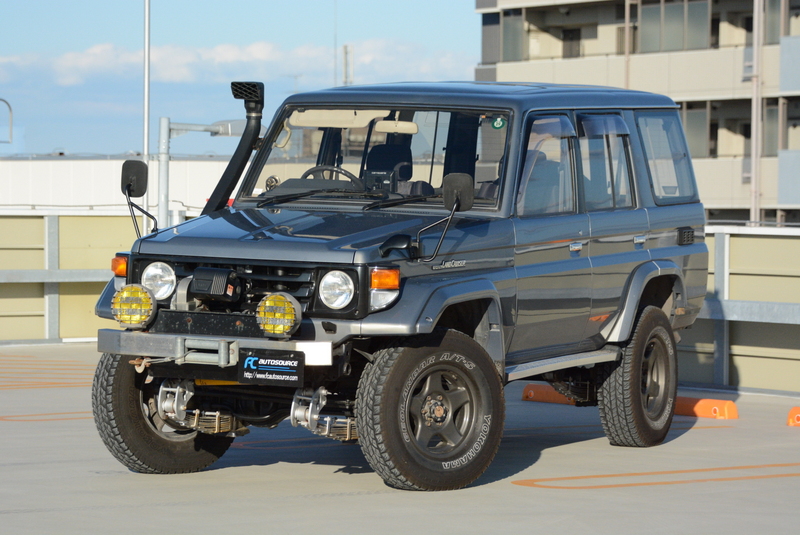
(0, 0, 480, 156)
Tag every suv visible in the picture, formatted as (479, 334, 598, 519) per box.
(93, 81, 708, 491)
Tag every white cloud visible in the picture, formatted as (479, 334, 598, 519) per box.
(41, 39, 475, 88)
(0, 53, 39, 84)
(53, 44, 141, 86)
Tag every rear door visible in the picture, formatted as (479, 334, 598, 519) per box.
(576, 112, 651, 341)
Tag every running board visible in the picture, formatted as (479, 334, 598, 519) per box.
(505, 348, 620, 382)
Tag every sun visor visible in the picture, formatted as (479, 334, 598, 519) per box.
(289, 109, 390, 128)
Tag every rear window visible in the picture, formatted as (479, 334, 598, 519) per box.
(636, 111, 699, 205)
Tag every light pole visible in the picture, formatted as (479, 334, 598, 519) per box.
(750, 0, 763, 224)
(143, 0, 151, 232)
(156, 118, 262, 226)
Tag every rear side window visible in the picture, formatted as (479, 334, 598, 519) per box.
(577, 114, 634, 211)
(636, 111, 699, 205)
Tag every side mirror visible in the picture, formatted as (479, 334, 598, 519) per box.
(379, 234, 416, 258)
(121, 160, 148, 198)
(443, 173, 474, 212)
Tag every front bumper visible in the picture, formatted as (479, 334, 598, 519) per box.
(97, 329, 333, 368)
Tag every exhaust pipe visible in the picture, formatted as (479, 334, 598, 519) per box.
(201, 81, 265, 215)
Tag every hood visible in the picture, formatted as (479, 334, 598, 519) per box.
(135, 207, 441, 264)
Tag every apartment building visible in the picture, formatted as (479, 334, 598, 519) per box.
(475, 0, 800, 223)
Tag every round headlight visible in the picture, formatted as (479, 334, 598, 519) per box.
(141, 262, 176, 300)
(111, 284, 155, 329)
(319, 270, 355, 310)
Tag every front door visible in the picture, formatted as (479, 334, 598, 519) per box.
(509, 114, 592, 365)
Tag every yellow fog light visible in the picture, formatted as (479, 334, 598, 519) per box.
(256, 292, 301, 337)
(111, 284, 155, 329)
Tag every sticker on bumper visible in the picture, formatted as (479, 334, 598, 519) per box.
(238, 351, 303, 386)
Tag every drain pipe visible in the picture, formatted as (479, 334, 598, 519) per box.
(202, 82, 265, 215)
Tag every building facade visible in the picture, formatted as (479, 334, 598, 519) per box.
(476, 0, 800, 223)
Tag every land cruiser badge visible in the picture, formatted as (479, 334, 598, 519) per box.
(432, 259, 466, 271)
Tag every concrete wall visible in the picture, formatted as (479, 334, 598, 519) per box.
(0, 158, 229, 217)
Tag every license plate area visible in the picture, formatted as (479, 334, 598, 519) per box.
(237, 349, 304, 387)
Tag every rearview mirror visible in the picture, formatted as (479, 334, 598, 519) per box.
(443, 173, 474, 212)
(121, 160, 148, 198)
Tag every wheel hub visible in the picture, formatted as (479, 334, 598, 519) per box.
(421, 395, 448, 426)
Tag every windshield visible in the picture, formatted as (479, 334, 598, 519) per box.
(239, 106, 510, 209)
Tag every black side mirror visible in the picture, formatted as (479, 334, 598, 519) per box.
(443, 173, 474, 212)
(121, 160, 148, 198)
(379, 234, 416, 258)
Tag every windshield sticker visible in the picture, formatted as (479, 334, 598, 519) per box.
(491, 117, 507, 130)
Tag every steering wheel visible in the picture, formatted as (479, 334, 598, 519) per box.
(299, 165, 364, 189)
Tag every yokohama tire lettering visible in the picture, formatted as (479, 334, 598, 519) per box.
(441, 415, 492, 470)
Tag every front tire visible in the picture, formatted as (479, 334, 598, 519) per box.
(597, 306, 678, 447)
(92, 353, 233, 474)
(356, 329, 504, 491)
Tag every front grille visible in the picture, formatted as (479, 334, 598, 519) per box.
(245, 267, 315, 310)
(132, 256, 367, 320)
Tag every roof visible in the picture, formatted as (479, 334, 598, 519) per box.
(282, 81, 677, 112)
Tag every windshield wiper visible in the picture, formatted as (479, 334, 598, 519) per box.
(256, 188, 352, 207)
(363, 195, 437, 211)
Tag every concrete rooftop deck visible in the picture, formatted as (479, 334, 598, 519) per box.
(2, 342, 799, 534)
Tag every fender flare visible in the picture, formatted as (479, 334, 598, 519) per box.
(415, 278, 506, 366)
(603, 260, 687, 343)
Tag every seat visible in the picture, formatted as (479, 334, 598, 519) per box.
(365, 144, 433, 195)
(522, 154, 562, 215)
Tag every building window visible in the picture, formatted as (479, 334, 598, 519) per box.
(638, 0, 710, 53)
(563, 28, 582, 58)
(481, 13, 501, 65)
(616, 25, 639, 54)
(503, 9, 527, 62)
(683, 102, 709, 158)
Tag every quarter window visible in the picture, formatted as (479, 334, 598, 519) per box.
(636, 111, 699, 205)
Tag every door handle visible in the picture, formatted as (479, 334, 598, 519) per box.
(633, 235, 647, 245)
(569, 242, 583, 252)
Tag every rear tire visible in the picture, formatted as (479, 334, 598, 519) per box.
(597, 306, 677, 447)
(92, 353, 233, 474)
(356, 329, 504, 490)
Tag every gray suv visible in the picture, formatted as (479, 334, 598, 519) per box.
(93, 81, 708, 491)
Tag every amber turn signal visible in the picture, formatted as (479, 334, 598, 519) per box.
(370, 268, 400, 290)
(111, 256, 128, 277)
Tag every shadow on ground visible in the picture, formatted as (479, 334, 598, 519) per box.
(210, 382, 697, 488)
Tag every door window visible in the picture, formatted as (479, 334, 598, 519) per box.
(517, 115, 576, 217)
(578, 114, 634, 211)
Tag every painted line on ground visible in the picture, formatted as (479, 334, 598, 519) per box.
(512, 463, 800, 489)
